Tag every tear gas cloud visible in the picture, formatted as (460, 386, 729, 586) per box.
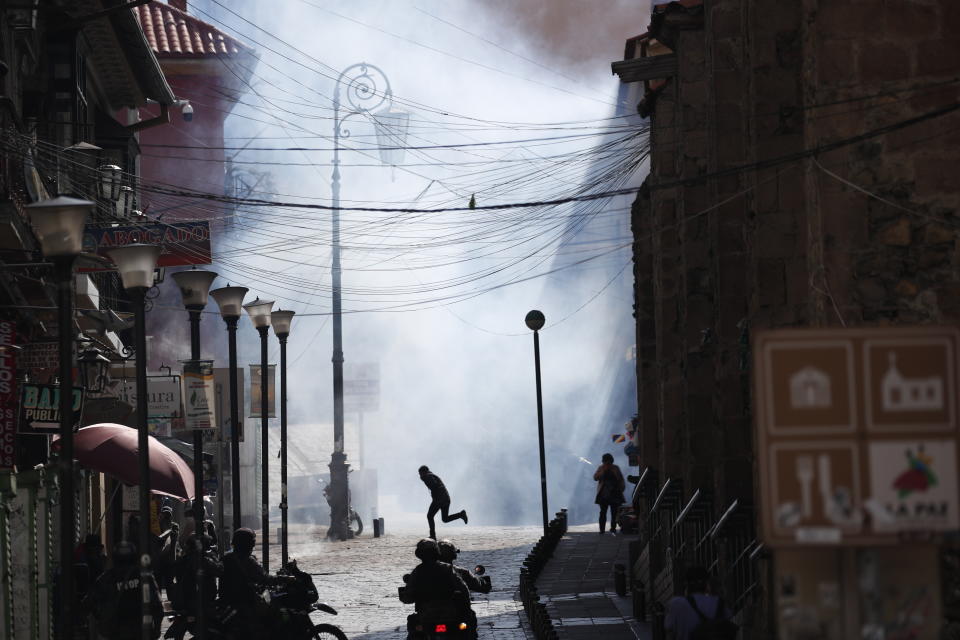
(185, 0, 648, 528)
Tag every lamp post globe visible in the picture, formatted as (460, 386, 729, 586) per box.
(244, 297, 274, 569)
(210, 285, 248, 319)
(25, 195, 93, 257)
(107, 244, 162, 291)
(25, 195, 92, 640)
(107, 242, 161, 640)
(172, 268, 218, 310)
(525, 310, 546, 332)
(210, 285, 248, 533)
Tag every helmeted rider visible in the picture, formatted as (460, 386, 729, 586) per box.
(218, 528, 273, 637)
(437, 539, 492, 595)
(400, 539, 471, 638)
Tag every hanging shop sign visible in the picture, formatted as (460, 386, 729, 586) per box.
(344, 361, 379, 413)
(18, 383, 84, 434)
(117, 375, 182, 418)
(214, 367, 245, 442)
(19, 340, 59, 383)
(181, 360, 216, 431)
(248, 364, 275, 418)
(82, 220, 211, 268)
(0, 322, 16, 469)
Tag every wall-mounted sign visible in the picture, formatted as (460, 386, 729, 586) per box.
(117, 375, 182, 418)
(754, 326, 960, 546)
(82, 221, 211, 268)
(0, 322, 16, 469)
(182, 360, 216, 431)
(249, 364, 275, 418)
(18, 383, 84, 434)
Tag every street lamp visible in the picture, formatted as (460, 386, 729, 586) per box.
(171, 267, 217, 640)
(243, 297, 273, 570)
(25, 195, 93, 640)
(107, 243, 161, 640)
(328, 62, 407, 541)
(525, 310, 549, 535)
(271, 309, 294, 566)
(97, 164, 123, 202)
(210, 285, 248, 535)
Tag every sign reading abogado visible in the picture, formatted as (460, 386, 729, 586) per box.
(754, 326, 960, 546)
(82, 221, 212, 268)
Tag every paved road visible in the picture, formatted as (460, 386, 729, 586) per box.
(248, 523, 542, 640)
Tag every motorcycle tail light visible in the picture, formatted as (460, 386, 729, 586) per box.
(459, 622, 468, 630)
(435, 624, 447, 632)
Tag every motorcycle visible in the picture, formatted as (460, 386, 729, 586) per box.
(166, 560, 347, 640)
(398, 565, 487, 640)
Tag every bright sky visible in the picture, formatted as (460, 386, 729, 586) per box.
(174, 0, 650, 523)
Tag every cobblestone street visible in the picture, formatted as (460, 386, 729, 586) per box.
(275, 523, 544, 640)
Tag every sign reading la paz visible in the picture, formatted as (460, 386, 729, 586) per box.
(754, 326, 960, 546)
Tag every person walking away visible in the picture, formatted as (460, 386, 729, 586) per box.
(593, 453, 625, 534)
(418, 465, 468, 539)
(664, 565, 736, 640)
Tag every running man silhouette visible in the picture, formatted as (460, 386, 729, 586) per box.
(419, 465, 468, 539)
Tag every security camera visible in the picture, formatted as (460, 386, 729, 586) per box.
(181, 102, 194, 122)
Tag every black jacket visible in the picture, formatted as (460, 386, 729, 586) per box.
(420, 472, 450, 501)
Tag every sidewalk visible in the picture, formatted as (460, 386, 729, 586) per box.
(534, 524, 651, 640)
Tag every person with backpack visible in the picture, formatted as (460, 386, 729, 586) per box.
(593, 453, 626, 534)
(664, 565, 737, 640)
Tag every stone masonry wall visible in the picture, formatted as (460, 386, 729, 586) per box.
(630, 0, 960, 632)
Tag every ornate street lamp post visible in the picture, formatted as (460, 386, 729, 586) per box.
(525, 310, 549, 535)
(210, 285, 248, 535)
(171, 268, 218, 640)
(328, 62, 407, 540)
(243, 298, 273, 569)
(108, 243, 162, 640)
(270, 309, 294, 565)
(25, 195, 93, 640)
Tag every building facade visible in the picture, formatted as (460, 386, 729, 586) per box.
(617, 0, 960, 636)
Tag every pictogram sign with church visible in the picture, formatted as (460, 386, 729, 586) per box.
(753, 326, 960, 546)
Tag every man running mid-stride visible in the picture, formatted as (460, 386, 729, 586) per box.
(419, 465, 468, 539)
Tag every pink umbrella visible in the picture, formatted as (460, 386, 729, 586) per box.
(52, 423, 194, 500)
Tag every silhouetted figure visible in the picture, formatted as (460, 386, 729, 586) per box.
(665, 565, 736, 640)
(86, 541, 162, 639)
(593, 453, 625, 534)
(419, 465, 467, 539)
(220, 528, 270, 637)
(401, 539, 471, 638)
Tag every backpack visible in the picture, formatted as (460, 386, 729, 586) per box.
(687, 595, 739, 640)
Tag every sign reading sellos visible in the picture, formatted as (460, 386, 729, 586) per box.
(82, 221, 211, 269)
(754, 326, 960, 547)
(182, 360, 216, 431)
(18, 383, 84, 434)
(0, 322, 16, 469)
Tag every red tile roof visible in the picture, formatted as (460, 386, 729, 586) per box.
(135, 1, 250, 58)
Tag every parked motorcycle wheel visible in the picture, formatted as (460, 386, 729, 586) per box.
(350, 511, 363, 536)
(312, 622, 348, 640)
